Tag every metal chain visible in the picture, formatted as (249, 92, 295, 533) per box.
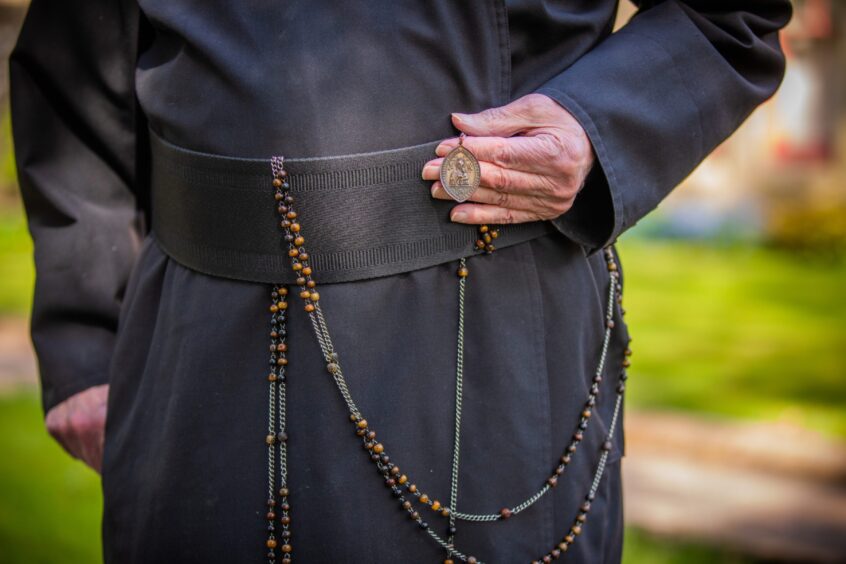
(448, 257, 468, 547)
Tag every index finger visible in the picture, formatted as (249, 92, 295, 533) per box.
(435, 135, 561, 175)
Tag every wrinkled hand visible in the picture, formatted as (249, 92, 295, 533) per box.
(45, 383, 109, 473)
(423, 93, 595, 224)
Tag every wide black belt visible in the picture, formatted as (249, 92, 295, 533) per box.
(149, 128, 557, 284)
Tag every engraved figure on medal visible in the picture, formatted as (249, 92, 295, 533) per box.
(440, 133, 480, 203)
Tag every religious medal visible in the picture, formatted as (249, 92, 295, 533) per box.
(440, 132, 481, 202)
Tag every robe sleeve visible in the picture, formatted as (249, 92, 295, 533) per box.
(9, 0, 151, 413)
(534, 0, 792, 255)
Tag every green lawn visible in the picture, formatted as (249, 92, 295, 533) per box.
(617, 238, 846, 438)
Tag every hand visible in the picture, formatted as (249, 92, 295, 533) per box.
(423, 93, 595, 225)
(45, 383, 109, 474)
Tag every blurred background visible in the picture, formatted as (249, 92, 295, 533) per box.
(0, 1, 844, 563)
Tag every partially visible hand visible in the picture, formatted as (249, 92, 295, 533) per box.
(45, 383, 109, 474)
(422, 93, 595, 225)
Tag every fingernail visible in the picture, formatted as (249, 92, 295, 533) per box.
(451, 211, 467, 222)
(452, 113, 467, 124)
(430, 185, 438, 197)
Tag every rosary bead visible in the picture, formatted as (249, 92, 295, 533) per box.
(280, 516, 291, 525)
(402, 501, 412, 510)
(500, 507, 512, 519)
(607, 319, 615, 329)
(267, 512, 276, 520)
(278, 287, 288, 296)
(476, 239, 486, 249)
(304, 304, 315, 313)
(390, 466, 401, 476)
(267, 499, 276, 507)
(292, 262, 303, 271)
(441, 508, 450, 517)
(564, 534, 574, 544)
(572, 525, 582, 536)
(284, 195, 293, 204)
(267, 373, 278, 382)
(277, 343, 287, 352)
(284, 233, 294, 242)
(551, 549, 561, 558)
(266, 434, 276, 445)
(602, 440, 613, 452)
(294, 236, 304, 246)
(290, 223, 301, 232)
(576, 513, 586, 523)
(278, 301, 288, 310)
(558, 542, 568, 552)
(302, 266, 313, 276)
(279, 487, 289, 496)
(269, 304, 279, 313)
(281, 544, 293, 554)
(581, 502, 591, 512)
(274, 191, 283, 200)
(457, 266, 469, 278)
(543, 556, 552, 563)
(386, 478, 396, 487)
(296, 277, 306, 286)
(561, 454, 571, 465)
(408, 484, 417, 493)
(582, 409, 592, 418)
(281, 530, 291, 539)
(607, 261, 618, 271)
(623, 358, 632, 368)
(299, 290, 310, 299)
(310, 292, 320, 302)
(277, 432, 288, 443)
(299, 252, 309, 261)
(373, 443, 385, 454)
(366, 430, 376, 440)
(444, 560, 454, 564)
(267, 539, 278, 549)
(483, 233, 492, 244)
(625, 347, 633, 356)
(479, 225, 489, 233)
(410, 511, 420, 520)
(485, 244, 495, 253)
(430, 500, 441, 511)
(467, 557, 478, 564)
(398, 474, 408, 484)
(307, 280, 316, 288)
(547, 476, 558, 487)
(357, 419, 368, 429)
(419, 494, 429, 504)
(286, 211, 297, 219)
(490, 230, 499, 239)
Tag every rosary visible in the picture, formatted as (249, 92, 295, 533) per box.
(261, 138, 631, 563)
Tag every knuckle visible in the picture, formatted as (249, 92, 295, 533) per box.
(494, 167, 510, 192)
(492, 140, 513, 167)
(495, 190, 510, 208)
(503, 209, 517, 224)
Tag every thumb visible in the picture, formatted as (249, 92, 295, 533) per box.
(452, 101, 529, 137)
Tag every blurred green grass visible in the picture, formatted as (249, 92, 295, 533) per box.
(617, 238, 846, 438)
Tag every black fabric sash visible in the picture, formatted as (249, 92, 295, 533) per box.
(149, 128, 556, 284)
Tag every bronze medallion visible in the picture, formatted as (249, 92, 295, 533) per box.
(440, 133, 481, 203)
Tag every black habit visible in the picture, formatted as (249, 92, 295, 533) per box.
(9, 1, 789, 562)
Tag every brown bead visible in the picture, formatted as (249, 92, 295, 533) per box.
(547, 476, 558, 487)
(608, 262, 618, 271)
(419, 494, 429, 504)
(402, 501, 412, 510)
(267, 511, 276, 520)
(281, 544, 293, 554)
(307, 280, 316, 288)
(623, 358, 631, 367)
(500, 507, 512, 519)
(565, 534, 574, 544)
(582, 409, 592, 418)
(479, 225, 489, 233)
(430, 500, 441, 511)
(457, 266, 469, 278)
(490, 230, 499, 239)
(290, 223, 301, 232)
(266, 434, 276, 445)
(476, 239, 486, 249)
(267, 373, 277, 382)
(543, 556, 552, 563)
(467, 557, 478, 564)
(288, 248, 299, 257)
(576, 513, 586, 523)
(278, 301, 288, 310)
(279, 487, 289, 496)
(625, 347, 633, 356)
(277, 170, 288, 178)
(398, 474, 408, 485)
(357, 419, 368, 428)
(302, 266, 313, 276)
(280, 516, 291, 525)
(310, 292, 320, 302)
(269, 304, 279, 313)
(278, 287, 288, 296)
(296, 277, 306, 286)
(274, 191, 283, 199)
(286, 211, 297, 219)
(294, 236, 305, 246)
(299, 253, 309, 261)
(273, 178, 283, 188)
(483, 234, 492, 243)
(444, 560, 454, 564)
(408, 484, 417, 493)
(304, 303, 315, 313)
(277, 343, 287, 352)
(267, 539, 278, 549)
(558, 542, 568, 552)
(486, 244, 495, 252)
(440, 508, 450, 517)
(572, 525, 582, 535)
(292, 262, 303, 271)
(372, 443, 384, 454)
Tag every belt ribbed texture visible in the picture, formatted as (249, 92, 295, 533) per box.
(149, 128, 556, 284)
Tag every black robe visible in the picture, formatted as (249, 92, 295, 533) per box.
(9, 1, 789, 562)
